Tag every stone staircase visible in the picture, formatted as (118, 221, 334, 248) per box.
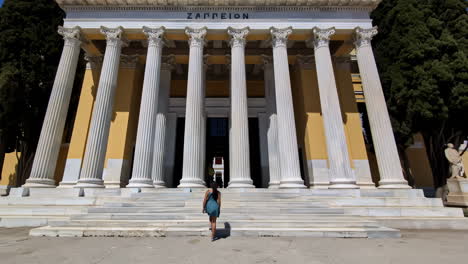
(2, 188, 468, 238)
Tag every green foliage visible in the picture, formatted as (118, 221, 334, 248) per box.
(0, 0, 65, 185)
(371, 0, 468, 186)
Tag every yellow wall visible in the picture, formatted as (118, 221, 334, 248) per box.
(334, 61, 369, 162)
(65, 66, 100, 162)
(405, 134, 435, 188)
(170, 80, 265, 98)
(292, 66, 328, 162)
(103, 63, 144, 186)
(0, 152, 18, 187)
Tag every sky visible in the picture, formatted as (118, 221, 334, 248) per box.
(0, 0, 3, 7)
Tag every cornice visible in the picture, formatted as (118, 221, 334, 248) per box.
(56, 0, 380, 9)
(59, 5, 376, 13)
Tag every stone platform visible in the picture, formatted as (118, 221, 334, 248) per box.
(1, 188, 467, 238)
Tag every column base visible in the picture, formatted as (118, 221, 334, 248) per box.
(153, 181, 167, 188)
(329, 179, 359, 189)
(178, 178, 206, 188)
(228, 180, 255, 188)
(75, 178, 105, 188)
(268, 182, 280, 189)
(57, 181, 77, 188)
(378, 179, 411, 189)
(23, 178, 56, 188)
(127, 179, 154, 188)
(279, 179, 307, 189)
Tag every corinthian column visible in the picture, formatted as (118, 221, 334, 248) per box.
(270, 27, 306, 189)
(311, 27, 358, 189)
(128, 26, 165, 188)
(262, 55, 281, 188)
(25, 27, 82, 188)
(76, 27, 127, 188)
(179, 27, 207, 188)
(227, 27, 254, 188)
(151, 55, 175, 188)
(354, 27, 409, 189)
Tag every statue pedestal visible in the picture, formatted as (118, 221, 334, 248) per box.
(446, 178, 468, 207)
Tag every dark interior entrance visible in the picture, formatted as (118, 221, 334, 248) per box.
(172, 117, 262, 188)
(205, 118, 230, 187)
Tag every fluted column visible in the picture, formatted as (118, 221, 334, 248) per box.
(270, 27, 306, 189)
(128, 27, 165, 188)
(354, 27, 410, 189)
(179, 27, 207, 188)
(76, 27, 127, 188)
(227, 27, 254, 188)
(151, 55, 175, 188)
(311, 27, 358, 189)
(262, 55, 281, 188)
(25, 27, 82, 187)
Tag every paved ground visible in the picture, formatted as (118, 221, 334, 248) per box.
(0, 228, 467, 264)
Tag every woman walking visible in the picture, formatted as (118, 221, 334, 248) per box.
(202, 182, 221, 241)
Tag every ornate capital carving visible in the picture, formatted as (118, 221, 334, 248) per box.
(161, 55, 176, 71)
(185, 27, 207, 48)
(84, 54, 103, 70)
(227, 27, 250, 48)
(100, 26, 128, 47)
(354, 26, 378, 48)
(270, 27, 292, 49)
(58, 26, 82, 46)
(120, 55, 139, 69)
(311, 27, 335, 49)
(142, 26, 165, 48)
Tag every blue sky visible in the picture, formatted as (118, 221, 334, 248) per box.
(0, 0, 3, 7)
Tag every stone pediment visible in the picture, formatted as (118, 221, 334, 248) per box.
(55, 0, 381, 8)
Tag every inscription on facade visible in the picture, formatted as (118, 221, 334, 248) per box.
(187, 12, 249, 19)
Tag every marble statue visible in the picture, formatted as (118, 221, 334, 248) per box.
(444, 143, 466, 179)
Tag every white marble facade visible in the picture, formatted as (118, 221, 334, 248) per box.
(22, 2, 410, 191)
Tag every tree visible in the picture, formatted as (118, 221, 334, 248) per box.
(0, 0, 65, 185)
(371, 0, 468, 187)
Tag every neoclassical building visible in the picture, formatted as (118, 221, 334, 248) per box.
(4, 0, 453, 195)
(3, 0, 468, 238)
(10, 0, 414, 190)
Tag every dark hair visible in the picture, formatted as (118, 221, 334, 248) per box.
(210, 181, 219, 201)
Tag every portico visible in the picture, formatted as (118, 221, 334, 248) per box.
(23, 1, 409, 190)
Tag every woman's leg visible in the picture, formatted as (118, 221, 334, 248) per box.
(210, 216, 217, 238)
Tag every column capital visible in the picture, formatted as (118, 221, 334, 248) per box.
(310, 27, 335, 49)
(120, 55, 139, 69)
(100, 26, 128, 47)
(84, 54, 103, 70)
(161, 54, 176, 71)
(142, 26, 166, 48)
(270, 27, 292, 48)
(227, 27, 250, 48)
(354, 26, 378, 48)
(185, 27, 207, 48)
(58, 26, 82, 46)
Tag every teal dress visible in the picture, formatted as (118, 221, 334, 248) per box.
(205, 192, 220, 217)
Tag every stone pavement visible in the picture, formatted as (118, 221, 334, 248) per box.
(0, 228, 467, 264)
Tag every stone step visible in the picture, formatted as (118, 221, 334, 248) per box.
(47, 219, 379, 228)
(0, 216, 69, 227)
(343, 207, 464, 217)
(71, 213, 355, 221)
(0, 207, 87, 216)
(87, 207, 344, 214)
(0, 197, 96, 206)
(30, 225, 401, 238)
